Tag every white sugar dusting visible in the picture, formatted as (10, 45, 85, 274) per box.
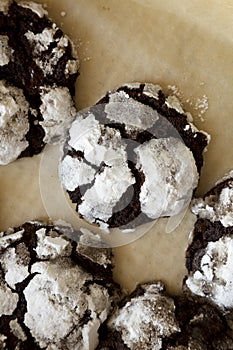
(108, 282, 179, 349)
(168, 84, 209, 121)
(0, 81, 29, 165)
(0, 223, 114, 349)
(39, 86, 77, 144)
(192, 181, 233, 227)
(186, 236, 233, 309)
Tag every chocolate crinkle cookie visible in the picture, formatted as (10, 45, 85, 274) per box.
(0, 0, 79, 165)
(96, 282, 233, 350)
(184, 170, 233, 310)
(0, 221, 120, 350)
(59, 82, 210, 230)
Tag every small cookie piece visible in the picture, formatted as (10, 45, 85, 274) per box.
(0, 221, 118, 350)
(60, 83, 210, 229)
(97, 282, 180, 350)
(0, 1, 79, 164)
(185, 171, 233, 309)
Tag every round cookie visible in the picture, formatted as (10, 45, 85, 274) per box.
(0, 221, 119, 349)
(185, 171, 233, 310)
(59, 83, 210, 230)
(0, 1, 79, 165)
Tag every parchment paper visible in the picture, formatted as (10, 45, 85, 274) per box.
(0, 0, 232, 294)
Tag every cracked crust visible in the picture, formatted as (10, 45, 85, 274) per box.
(184, 173, 233, 310)
(60, 83, 209, 229)
(0, 221, 119, 349)
(0, 1, 79, 162)
(97, 283, 233, 350)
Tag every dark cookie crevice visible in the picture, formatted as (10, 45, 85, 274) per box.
(1, 1, 79, 95)
(63, 113, 148, 228)
(107, 161, 148, 228)
(162, 296, 230, 350)
(183, 172, 233, 313)
(203, 177, 233, 201)
(186, 176, 233, 273)
(71, 242, 113, 282)
(67, 187, 83, 208)
(185, 218, 232, 272)
(97, 328, 128, 350)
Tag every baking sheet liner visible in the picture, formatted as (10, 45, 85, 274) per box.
(0, 0, 232, 294)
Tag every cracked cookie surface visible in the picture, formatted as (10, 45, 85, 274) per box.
(185, 171, 233, 310)
(60, 83, 209, 230)
(0, 221, 118, 349)
(0, 1, 79, 165)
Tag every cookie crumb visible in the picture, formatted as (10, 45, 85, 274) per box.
(83, 56, 91, 62)
(195, 94, 209, 121)
(167, 85, 183, 100)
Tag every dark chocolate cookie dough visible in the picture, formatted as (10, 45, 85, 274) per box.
(163, 295, 233, 350)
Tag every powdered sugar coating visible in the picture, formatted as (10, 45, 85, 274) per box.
(135, 137, 198, 218)
(0, 229, 24, 250)
(0, 1, 79, 164)
(0, 280, 19, 316)
(68, 113, 129, 166)
(165, 95, 184, 114)
(186, 236, 233, 309)
(1, 243, 30, 288)
(78, 158, 135, 225)
(0, 81, 29, 165)
(24, 259, 111, 349)
(0, 222, 115, 349)
(60, 155, 96, 191)
(105, 90, 159, 130)
(60, 112, 136, 227)
(186, 174, 233, 309)
(108, 282, 180, 350)
(192, 179, 233, 227)
(142, 83, 161, 99)
(39, 86, 77, 144)
(25, 23, 70, 76)
(123, 82, 161, 99)
(35, 227, 72, 259)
